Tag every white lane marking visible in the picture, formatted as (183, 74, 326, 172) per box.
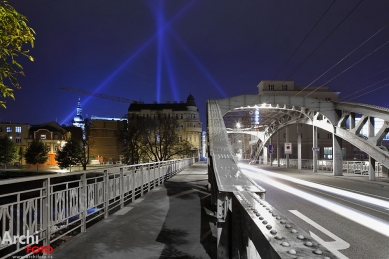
(114, 206, 133, 215)
(290, 210, 350, 259)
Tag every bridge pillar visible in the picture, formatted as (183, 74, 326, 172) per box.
(368, 116, 375, 137)
(269, 138, 272, 166)
(286, 126, 290, 168)
(349, 112, 356, 130)
(297, 123, 302, 170)
(263, 146, 268, 165)
(313, 126, 318, 173)
(277, 131, 280, 167)
(369, 156, 376, 181)
(333, 133, 343, 176)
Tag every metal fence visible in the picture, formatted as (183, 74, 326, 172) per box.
(268, 158, 385, 176)
(0, 158, 194, 259)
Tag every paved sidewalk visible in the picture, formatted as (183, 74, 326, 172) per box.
(53, 162, 216, 259)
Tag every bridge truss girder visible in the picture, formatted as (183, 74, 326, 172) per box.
(218, 95, 389, 170)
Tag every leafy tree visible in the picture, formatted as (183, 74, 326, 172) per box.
(79, 118, 92, 170)
(0, 135, 18, 168)
(123, 115, 146, 164)
(55, 140, 82, 172)
(0, 1, 35, 108)
(24, 139, 49, 171)
(125, 114, 193, 163)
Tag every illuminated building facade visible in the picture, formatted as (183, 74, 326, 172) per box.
(0, 123, 30, 165)
(89, 116, 127, 164)
(128, 94, 202, 158)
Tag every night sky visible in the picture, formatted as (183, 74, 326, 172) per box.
(2, 0, 389, 127)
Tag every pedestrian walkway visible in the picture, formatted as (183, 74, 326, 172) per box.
(53, 162, 217, 259)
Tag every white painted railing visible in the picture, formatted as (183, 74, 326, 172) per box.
(265, 158, 384, 176)
(0, 158, 194, 259)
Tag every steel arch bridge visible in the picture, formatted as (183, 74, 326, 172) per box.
(211, 94, 389, 177)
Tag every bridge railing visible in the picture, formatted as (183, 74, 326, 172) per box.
(0, 158, 194, 259)
(207, 99, 337, 259)
(265, 158, 385, 176)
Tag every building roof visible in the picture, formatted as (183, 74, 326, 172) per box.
(29, 121, 68, 134)
(128, 94, 197, 112)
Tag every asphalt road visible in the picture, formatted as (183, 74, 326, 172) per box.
(240, 164, 389, 259)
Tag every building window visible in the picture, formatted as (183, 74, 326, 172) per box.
(282, 85, 288, 90)
(15, 126, 21, 133)
(342, 148, 346, 159)
(41, 135, 46, 140)
(6, 126, 12, 133)
(328, 133, 332, 139)
(55, 146, 59, 152)
(178, 135, 182, 142)
(176, 114, 179, 119)
(283, 133, 285, 138)
(325, 97, 331, 101)
(54, 134, 58, 139)
(324, 147, 332, 159)
(181, 124, 183, 129)
(15, 137, 21, 143)
(268, 85, 274, 90)
(180, 114, 183, 119)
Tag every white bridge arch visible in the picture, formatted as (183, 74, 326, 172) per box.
(215, 94, 389, 178)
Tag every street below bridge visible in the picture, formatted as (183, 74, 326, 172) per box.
(241, 164, 389, 259)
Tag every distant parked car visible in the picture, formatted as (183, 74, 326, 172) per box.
(13, 162, 20, 166)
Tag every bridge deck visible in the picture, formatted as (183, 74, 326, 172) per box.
(52, 162, 216, 259)
(51, 162, 389, 259)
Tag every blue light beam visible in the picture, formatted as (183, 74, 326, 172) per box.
(170, 29, 228, 98)
(61, 0, 197, 124)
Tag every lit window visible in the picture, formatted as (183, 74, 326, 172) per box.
(15, 126, 21, 133)
(324, 147, 332, 160)
(6, 127, 12, 133)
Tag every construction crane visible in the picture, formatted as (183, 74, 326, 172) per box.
(60, 86, 134, 103)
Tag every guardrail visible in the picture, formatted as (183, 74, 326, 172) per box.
(0, 158, 194, 259)
(264, 158, 386, 176)
(207, 99, 337, 259)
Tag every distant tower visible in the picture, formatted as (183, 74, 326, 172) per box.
(73, 98, 85, 131)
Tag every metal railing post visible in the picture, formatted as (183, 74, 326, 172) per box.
(104, 170, 109, 218)
(42, 178, 51, 246)
(132, 168, 136, 202)
(140, 165, 144, 196)
(148, 164, 151, 192)
(120, 168, 124, 209)
(80, 173, 87, 232)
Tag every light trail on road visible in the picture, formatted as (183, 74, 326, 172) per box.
(239, 164, 389, 238)
(239, 163, 389, 209)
